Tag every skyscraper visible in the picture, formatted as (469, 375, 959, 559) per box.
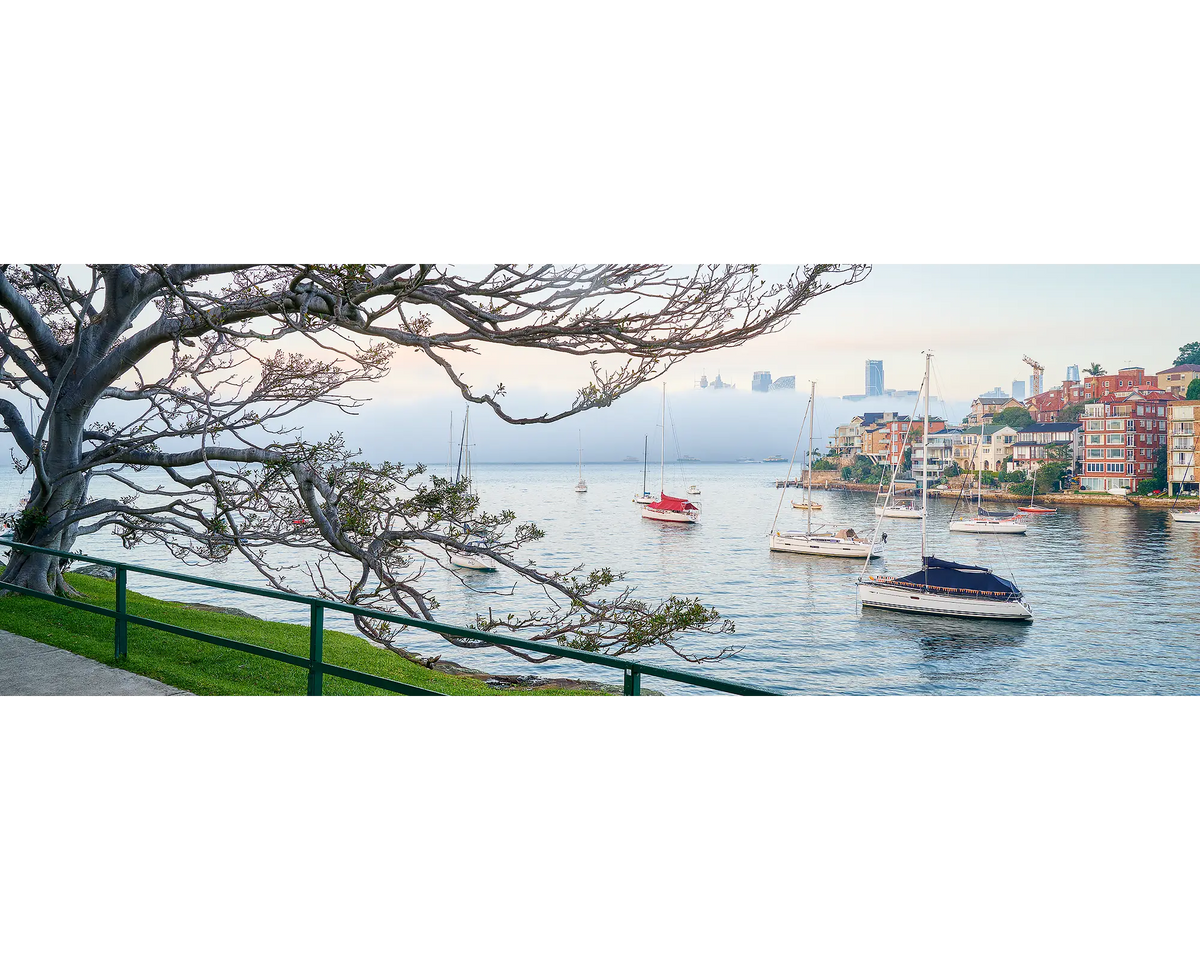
(752, 371, 773, 392)
(865, 359, 884, 397)
(1066, 364, 1080, 383)
(1011, 379, 1026, 401)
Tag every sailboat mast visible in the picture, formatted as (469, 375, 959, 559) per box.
(578, 430, 583, 481)
(806, 381, 816, 536)
(921, 350, 930, 561)
(455, 407, 468, 484)
(660, 383, 666, 495)
(643, 434, 648, 492)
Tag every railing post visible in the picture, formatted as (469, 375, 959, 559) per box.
(623, 667, 641, 696)
(114, 566, 128, 662)
(308, 601, 324, 696)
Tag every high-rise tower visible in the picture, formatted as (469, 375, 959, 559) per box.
(865, 359, 884, 397)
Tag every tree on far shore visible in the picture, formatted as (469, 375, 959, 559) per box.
(1186, 378, 1200, 400)
(0, 263, 869, 665)
(992, 406, 1033, 430)
(1084, 362, 1106, 376)
(1175, 341, 1200, 365)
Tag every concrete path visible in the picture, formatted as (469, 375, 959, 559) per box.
(0, 630, 191, 695)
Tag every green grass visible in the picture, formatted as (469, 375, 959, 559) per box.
(0, 570, 603, 696)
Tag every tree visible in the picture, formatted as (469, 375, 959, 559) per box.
(1175, 341, 1200, 365)
(1084, 362, 1106, 376)
(992, 406, 1033, 430)
(1060, 401, 1086, 423)
(0, 263, 869, 664)
(1186, 378, 1200, 400)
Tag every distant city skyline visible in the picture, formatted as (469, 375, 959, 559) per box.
(106, 265, 1192, 464)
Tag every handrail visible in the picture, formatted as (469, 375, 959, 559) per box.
(0, 537, 777, 697)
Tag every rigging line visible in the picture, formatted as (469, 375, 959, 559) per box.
(768, 390, 811, 537)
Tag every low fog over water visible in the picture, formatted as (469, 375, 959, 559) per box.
(289, 384, 971, 465)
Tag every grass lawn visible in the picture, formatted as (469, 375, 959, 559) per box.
(0, 570, 601, 696)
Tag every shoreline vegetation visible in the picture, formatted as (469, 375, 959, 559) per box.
(0, 568, 618, 696)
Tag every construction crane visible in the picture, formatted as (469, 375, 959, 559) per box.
(1022, 355, 1044, 397)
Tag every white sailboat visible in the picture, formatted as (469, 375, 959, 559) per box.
(642, 384, 700, 523)
(574, 431, 588, 493)
(875, 496, 923, 519)
(948, 429, 1027, 534)
(446, 407, 499, 571)
(858, 351, 1033, 620)
(770, 381, 878, 558)
(633, 435, 654, 503)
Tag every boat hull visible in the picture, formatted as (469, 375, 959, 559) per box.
(632, 494, 654, 504)
(858, 582, 1033, 620)
(874, 507, 924, 519)
(642, 506, 699, 523)
(1170, 511, 1200, 523)
(948, 518, 1027, 534)
(792, 501, 822, 510)
(770, 533, 878, 558)
(1018, 506, 1057, 514)
(447, 551, 499, 571)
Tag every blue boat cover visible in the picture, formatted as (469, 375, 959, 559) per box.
(979, 507, 1016, 518)
(891, 555, 1022, 598)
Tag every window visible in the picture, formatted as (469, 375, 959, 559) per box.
(1087, 449, 1103, 459)
(1088, 434, 1103, 445)
(1106, 434, 1124, 444)
(1107, 449, 1125, 459)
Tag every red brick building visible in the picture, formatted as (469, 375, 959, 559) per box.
(1079, 389, 1172, 491)
(880, 416, 946, 468)
(1082, 367, 1158, 400)
(1026, 380, 1085, 422)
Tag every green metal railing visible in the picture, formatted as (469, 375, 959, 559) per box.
(0, 538, 776, 696)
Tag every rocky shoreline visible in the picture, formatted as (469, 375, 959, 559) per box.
(815, 483, 1182, 509)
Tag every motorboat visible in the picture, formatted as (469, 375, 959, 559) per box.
(874, 499, 923, 519)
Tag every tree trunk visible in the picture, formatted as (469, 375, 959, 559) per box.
(2, 412, 87, 596)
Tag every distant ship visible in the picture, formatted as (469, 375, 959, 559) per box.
(763, 455, 787, 463)
(622, 456, 640, 462)
(736, 458, 757, 464)
(677, 455, 700, 462)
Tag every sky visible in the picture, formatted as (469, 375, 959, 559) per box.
(38, 263, 1198, 464)
(310, 264, 1196, 462)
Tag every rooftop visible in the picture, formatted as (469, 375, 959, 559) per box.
(1159, 364, 1200, 373)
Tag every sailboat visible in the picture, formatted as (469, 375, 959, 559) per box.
(574, 431, 588, 493)
(770, 382, 878, 558)
(948, 428, 1027, 534)
(632, 435, 654, 504)
(1017, 460, 1057, 514)
(642, 384, 700, 523)
(858, 352, 1033, 620)
(446, 407, 499, 571)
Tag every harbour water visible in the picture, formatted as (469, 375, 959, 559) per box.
(3, 462, 1197, 695)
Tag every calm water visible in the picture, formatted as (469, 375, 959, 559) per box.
(3, 462, 1197, 694)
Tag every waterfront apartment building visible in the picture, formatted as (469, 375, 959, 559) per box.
(878, 416, 947, 469)
(968, 395, 1024, 425)
(865, 360, 884, 397)
(1010, 422, 1082, 472)
(953, 425, 1019, 472)
(1167, 400, 1197, 495)
(912, 429, 960, 483)
(752, 371, 773, 392)
(1026, 381, 1085, 422)
(1082, 367, 1158, 400)
(1079, 390, 1171, 492)
(1156, 364, 1200, 397)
